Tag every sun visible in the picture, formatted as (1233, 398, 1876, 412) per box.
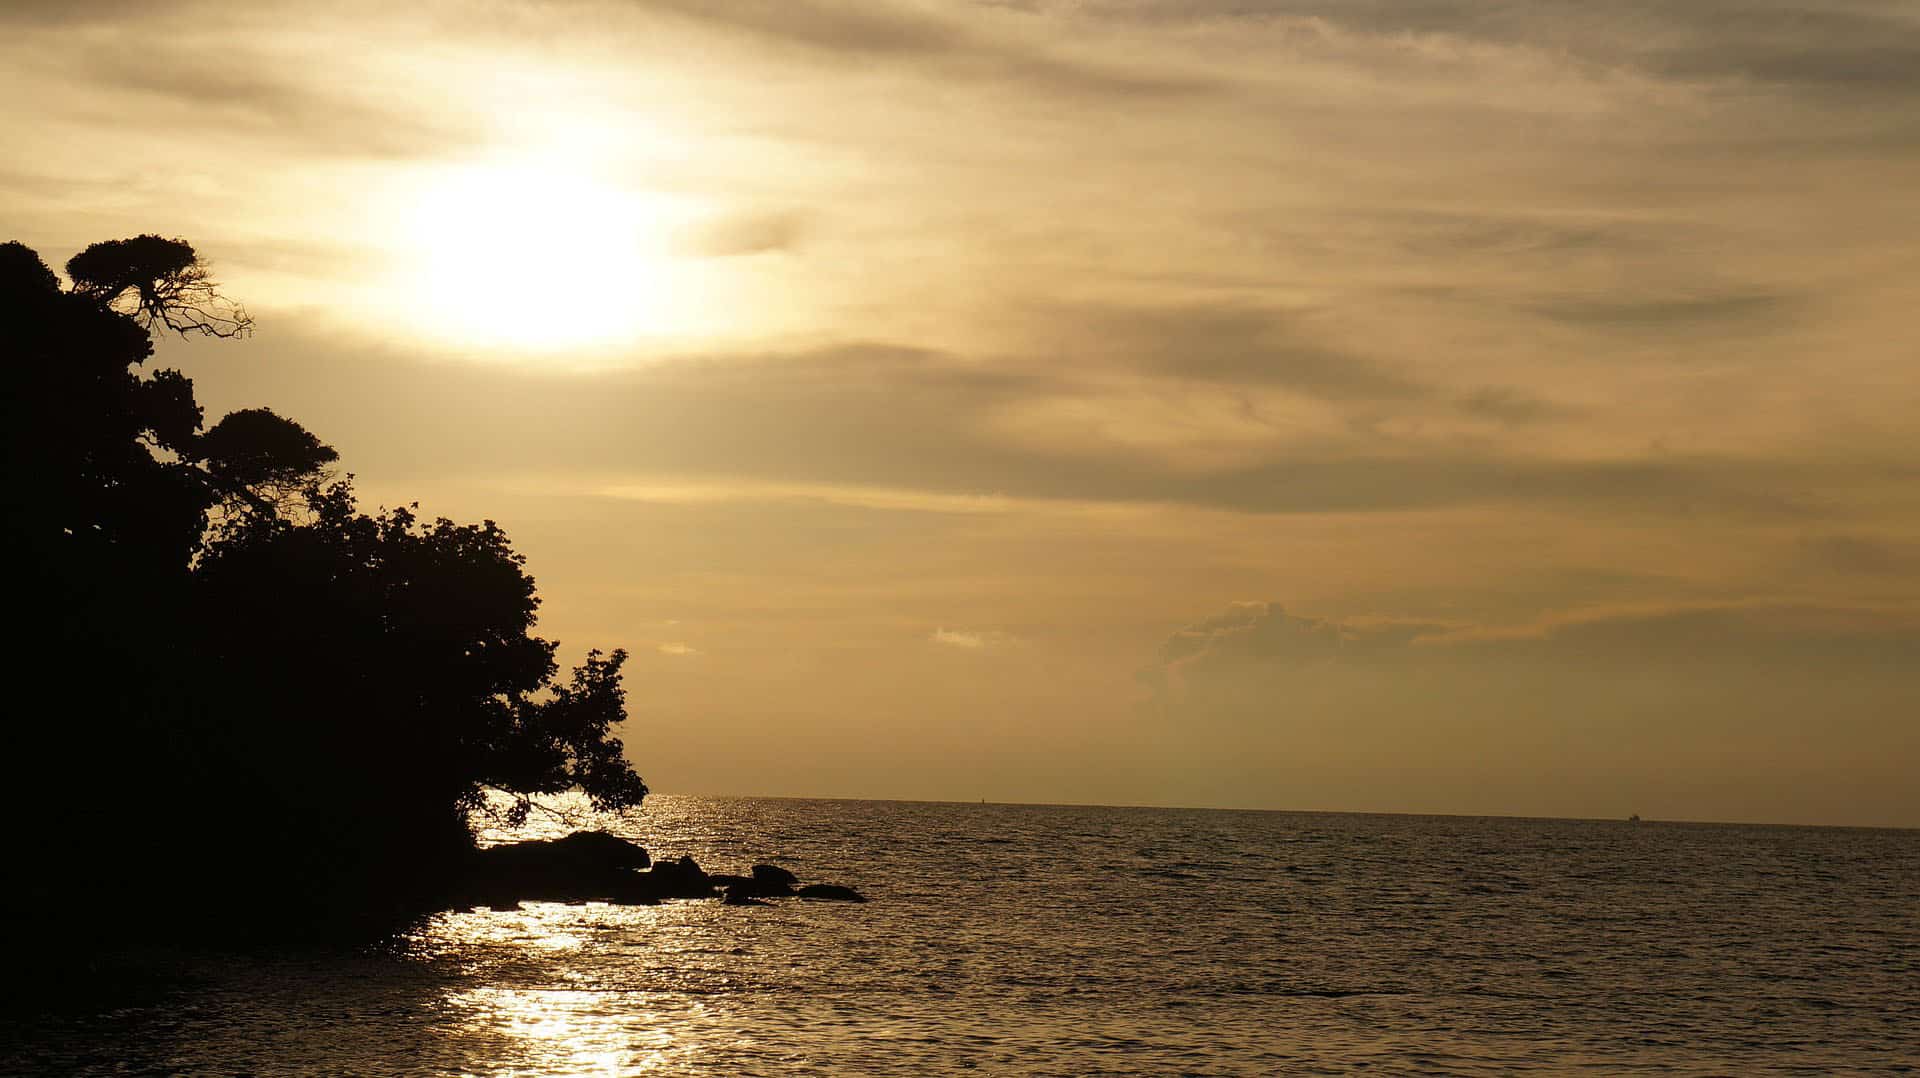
(393, 162, 692, 353)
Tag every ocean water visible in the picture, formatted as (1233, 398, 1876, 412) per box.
(7, 796, 1917, 1075)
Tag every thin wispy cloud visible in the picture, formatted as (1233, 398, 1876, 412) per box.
(932, 628, 1019, 650)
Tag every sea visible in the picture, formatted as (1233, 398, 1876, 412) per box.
(5, 796, 1917, 1076)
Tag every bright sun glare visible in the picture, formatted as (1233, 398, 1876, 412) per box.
(397, 162, 694, 353)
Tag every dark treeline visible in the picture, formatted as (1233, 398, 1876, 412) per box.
(2, 236, 648, 946)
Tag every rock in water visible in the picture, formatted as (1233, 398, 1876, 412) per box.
(644, 855, 716, 899)
(707, 869, 792, 898)
(481, 830, 651, 874)
(463, 830, 654, 905)
(549, 830, 652, 870)
(722, 884, 771, 907)
(796, 883, 866, 903)
(751, 864, 799, 888)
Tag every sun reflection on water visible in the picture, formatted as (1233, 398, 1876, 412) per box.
(386, 796, 832, 1076)
(446, 984, 691, 1077)
(412, 902, 706, 1077)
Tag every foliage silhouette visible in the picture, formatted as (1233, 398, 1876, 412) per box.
(65, 234, 254, 338)
(2, 237, 647, 942)
(197, 406, 339, 522)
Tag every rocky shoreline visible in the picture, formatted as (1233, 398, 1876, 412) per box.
(453, 831, 866, 910)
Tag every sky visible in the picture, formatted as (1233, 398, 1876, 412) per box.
(6, 0, 1919, 826)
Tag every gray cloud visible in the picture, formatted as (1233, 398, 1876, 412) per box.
(1383, 211, 1630, 259)
(1150, 598, 1920, 710)
(1142, 453, 1821, 519)
(65, 44, 486, 159)
(1158, 601, 1443, 670)
(1647, 20, 1920, 96)
(1024, 302, 1431, 401)
(1451, 603, 1920, 667)
(1525, 292, 1791, 332)
(0, 0, 175, 26)
(1456, 387, 1568, 426)
(1071, 0, 1920, 96)
(676, 210, 808, 258)
(1134, 596, 1920, 825)
(1799, 535, 1915, 577)
(630, 0, 1217, 98)
(160, 327, 1854, 522)
(0, 8, 485, 161)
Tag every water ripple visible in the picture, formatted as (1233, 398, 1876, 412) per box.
(4, 798, 1916, 1075)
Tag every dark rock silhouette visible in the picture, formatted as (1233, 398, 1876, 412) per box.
(449, 834, 862, 909)
(459, 831, 658, 906)
(488, 830, 653, 873)
(644, 855, 717, 899)
(752, 864, 799, 889)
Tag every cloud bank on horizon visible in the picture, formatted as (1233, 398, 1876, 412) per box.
(5, 0, 1917, 824)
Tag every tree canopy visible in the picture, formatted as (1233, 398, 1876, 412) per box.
(65, 234, 254, 338)
(3, 236, 647, 937)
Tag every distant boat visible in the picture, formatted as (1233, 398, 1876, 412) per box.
(1628, 814, 1642, 823)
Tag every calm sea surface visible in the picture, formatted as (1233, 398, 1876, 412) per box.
(7, 796, 1917, 1075)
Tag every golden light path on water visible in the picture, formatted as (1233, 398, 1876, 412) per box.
(416, 903, 703, 1077)
(401, 794, 761, 1078)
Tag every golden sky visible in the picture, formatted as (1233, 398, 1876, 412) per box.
(7, 0, 1919, 825)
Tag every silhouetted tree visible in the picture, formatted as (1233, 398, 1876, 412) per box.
(495, 649, 651, 824)
(65, 234, 253, 338)
(3, 239, 210, 570)
(196, 406, 339, 524)
(3, 236, 647, 940)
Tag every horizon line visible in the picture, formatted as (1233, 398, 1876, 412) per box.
(638, 790, 1920, 833)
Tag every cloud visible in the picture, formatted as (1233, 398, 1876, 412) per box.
(627, 0, 1217, 98)
(676, 210, 808, 258)
(1142, 598, 1920, 820)
(0, 0, 172, 26)
(1437, 601, 1920, 665)
(1799, 535, 1915, 577)
(1149, 598, 1920, 714)
(1375, 208, 1634, 258)
(148, 76, 475, 162)
(10, 0, 1920, 827)
(1158, 601, 1440, 669)
(931, 627, 1018, 649)
(1144, 601, 1440, 705)
(164, 325, 1886, 524)
(1081, 0, 1920, 96)
(1137, 597, 1920, 825)
(2, 10, 486, 161)
(1030, 302, 1431, 401)
(1455, 387, 1568, 425)
(1642, 13, 1920, 98)
(1525, 292, 1791, 332)
(658, 641, 702, 656)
